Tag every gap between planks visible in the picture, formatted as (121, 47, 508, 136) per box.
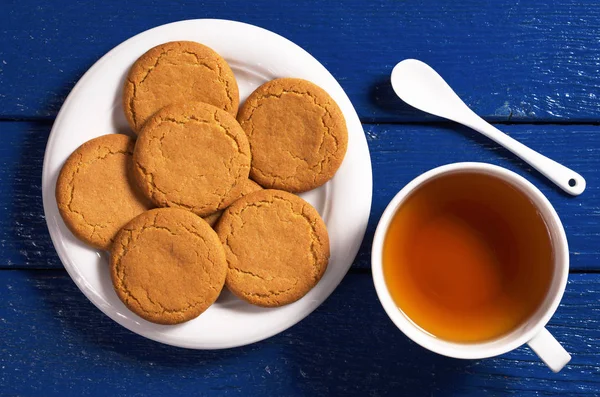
(0, 267, 598, 274)
(1, 117, 600, 127)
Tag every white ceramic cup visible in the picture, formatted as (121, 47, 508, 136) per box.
(372, 162, 571, 372)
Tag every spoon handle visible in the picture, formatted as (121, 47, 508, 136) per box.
(462, 112, 586, 196)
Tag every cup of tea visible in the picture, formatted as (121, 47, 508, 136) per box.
(372, 162, 571, 372)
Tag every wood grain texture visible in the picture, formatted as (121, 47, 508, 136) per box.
(2, 2, 599, 395)
(3, 121, 597, 271)
(1, 0, 599, 122)
(0, 121, 59, 268)
(0, 270, 598, 396)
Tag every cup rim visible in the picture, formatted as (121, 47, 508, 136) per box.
(371, 162, 569, 359)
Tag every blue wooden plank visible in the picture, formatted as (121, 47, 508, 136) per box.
(1, 0, 599, 122)
(2, 121, 597, 270)
(358, 122, 600, 272)
(0, 121, 60, 268)
(0, 270, 598, 396)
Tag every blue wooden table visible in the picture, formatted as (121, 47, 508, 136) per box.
(2, 1, 599, 395)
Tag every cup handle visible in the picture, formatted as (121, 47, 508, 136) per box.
(527, 327, 571, 372)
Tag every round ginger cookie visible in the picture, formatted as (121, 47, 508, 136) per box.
(132, 102, 251, 217)
(55, 134, 153, 250)
(110, 208, 227, 325)
(216, 189, 330, 307)
(202, 179, 263, 228)
(237, 78, 348, 193)
(123, 41, 239, 133)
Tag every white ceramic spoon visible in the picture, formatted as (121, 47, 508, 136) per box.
(391, 59, 586, 196)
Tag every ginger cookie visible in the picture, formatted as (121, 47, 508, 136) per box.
(55, 134, 153, 250)
(132, 102, 251, 217)
(123, 41, 239, 134)
(216, 189, 330, 307)
(110, 208, 227, 325)
(237, 78, 348, 193)
(202, 179, 262, 228)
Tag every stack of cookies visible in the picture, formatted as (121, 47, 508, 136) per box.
(56, 41, 348, 324)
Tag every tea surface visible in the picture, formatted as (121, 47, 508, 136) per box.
(383, 172, 553, 342)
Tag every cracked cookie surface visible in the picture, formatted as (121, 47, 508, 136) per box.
(132, 102, 251, 217)
(216, 189, 329, 307)
(203, 179, 262, 228)
(123, 41, 239, 134)
(110, 208, 227, 324)
(237, 78, 348, 193)
(55, 134, 154, 250)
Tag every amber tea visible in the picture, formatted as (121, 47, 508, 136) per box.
(382, 172, 554, 343)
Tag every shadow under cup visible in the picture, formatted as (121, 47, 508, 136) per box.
(372, 163, 569, 362)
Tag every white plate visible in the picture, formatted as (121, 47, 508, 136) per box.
(42, 19, 372, 349)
